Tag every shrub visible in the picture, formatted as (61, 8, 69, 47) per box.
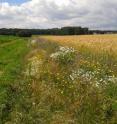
(17, 31, 32, 37)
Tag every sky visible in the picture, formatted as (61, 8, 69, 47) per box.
(2, 0, 29, 5)
(0, 0, 117, 30)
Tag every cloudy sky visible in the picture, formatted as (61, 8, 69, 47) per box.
(0, 0, 117, 30)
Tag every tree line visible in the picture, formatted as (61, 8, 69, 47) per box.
(0, 26, 117, 37)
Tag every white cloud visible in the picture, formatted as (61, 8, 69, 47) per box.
(0, 0, 117, 29)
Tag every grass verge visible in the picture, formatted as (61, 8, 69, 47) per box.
(0, 36, 30, 123)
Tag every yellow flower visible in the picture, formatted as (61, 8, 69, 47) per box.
(61, 91, 63, 94)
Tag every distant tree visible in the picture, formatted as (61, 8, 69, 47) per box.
(0, 27, 116, 36)
(17, 30, 32, 37)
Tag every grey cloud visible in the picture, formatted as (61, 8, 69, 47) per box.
(0, 0, 117, 30)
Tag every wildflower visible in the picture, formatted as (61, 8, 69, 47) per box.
(69, 67, 117, 87)
(0, 71, 3, 77)
(25, 56, 42, 77)
(32, 102, 36, 106)
(70, 75, 74, 81)
(107, 76, 117, 83)
(61, 91, 64, 94)
(31, 40, 37, 44)
(50, 46, 77, 64)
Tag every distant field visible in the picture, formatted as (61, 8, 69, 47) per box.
(41, 34, 117, 53)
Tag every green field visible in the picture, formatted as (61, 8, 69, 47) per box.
(0, 35, 29, 123)
(0, 35, 117, 124)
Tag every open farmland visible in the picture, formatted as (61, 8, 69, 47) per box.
(1, 0, 117, 123)
(0, 35, 117, 123)
(38, 34, 117, 123)
(41, 35, 117, 55)
(41, 35, 117, 73)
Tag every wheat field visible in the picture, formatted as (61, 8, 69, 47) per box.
(41, 34, 117, 72)
(41, 34, 117, 53)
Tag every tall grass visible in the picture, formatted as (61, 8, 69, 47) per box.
(7, 36, 117, 124)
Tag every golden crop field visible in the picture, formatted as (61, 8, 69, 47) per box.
(41, 34, 117, 54)
(41, 35, 117, 74)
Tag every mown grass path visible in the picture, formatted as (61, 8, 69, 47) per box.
(0, 36, 30, 123)
(0, 40, 16, 48)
